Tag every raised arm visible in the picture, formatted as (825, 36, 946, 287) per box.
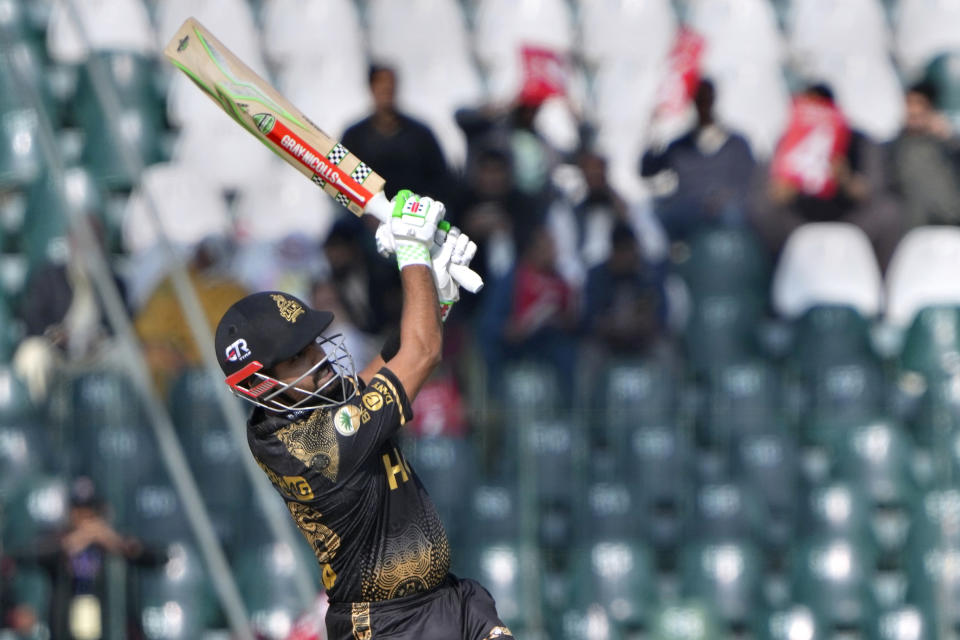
(386, 265, 442, 400)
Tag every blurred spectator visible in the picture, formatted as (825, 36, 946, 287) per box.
(135, 236, 247, 395)
(456, 87, 561, 210)
(887, 80, 960, 229)
(407, 364, 469, 438)
(756, 84, 903, 268)
(340, 65, 450, 201)
(3, 477, 166, 640)
(582, 223, 667, 356)
(549, 148, 630, 286)
(322, 217, 400, 336)
(309, 275, 377, 370)
(640, 79, 758, 241)
(13, 217, 127, 402)
(502, 224, 579, 380)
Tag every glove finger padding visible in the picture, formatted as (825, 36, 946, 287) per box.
(375, 222, 395, 258)
(391, 190, 447, 270)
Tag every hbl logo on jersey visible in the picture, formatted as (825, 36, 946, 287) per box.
(225, 338, 252, 362)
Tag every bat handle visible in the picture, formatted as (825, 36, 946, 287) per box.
(363, 192, 485, 294)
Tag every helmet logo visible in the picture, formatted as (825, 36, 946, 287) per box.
(271, 294, 305, 323)
(225, 338, 252, 362)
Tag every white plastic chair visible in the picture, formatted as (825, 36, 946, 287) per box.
(46, 0, 156, 64)
(261, 0, 364, 70)
(827, 54, 905, 143)
(232, 157, 334, 244)
(788, 0, 891, 66)
(772, 222, 885, 319)
(577, 0, 678, 68)
(896, 0, 960, 78)
(277, 60, 370, 142)
(886, 226, 960, 329)
(122, 162, 232, 255)
(707, 60, 790, 160)
(688, 0, 786, 68)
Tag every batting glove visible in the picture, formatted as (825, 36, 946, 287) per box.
(432, 225, 477, 322)
(390, 190, 446, 271)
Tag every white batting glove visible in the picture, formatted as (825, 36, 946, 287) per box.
(432, 225, 478, 321)
(390, 190, 446, 270)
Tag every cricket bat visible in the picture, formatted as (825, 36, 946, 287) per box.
(163, 17, 483, 293)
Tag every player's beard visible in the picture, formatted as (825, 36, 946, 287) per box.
(313, 364, 347, 404)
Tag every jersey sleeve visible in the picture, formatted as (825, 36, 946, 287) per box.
(331, 367, 413, 474)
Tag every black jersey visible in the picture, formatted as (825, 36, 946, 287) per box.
(246, 367, 451, 603)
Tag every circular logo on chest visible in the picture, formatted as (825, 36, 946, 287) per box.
(334, 405, 361, 436)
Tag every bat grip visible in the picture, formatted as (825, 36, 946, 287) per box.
(363, 193, 484, 294)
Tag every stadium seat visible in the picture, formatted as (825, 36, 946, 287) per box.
(625, 424, 691, 548)
(688, 0, 785, 68)
(802, 481, 876, 544)
(45, 0, 156, 64)
(906, 488, 960, 555)
(683, 294, 765, 375)
(788, 305, 876, 373)
(1, 473, 69, 551)
(834, 419, 917, 507)
(905, 544, 960, 630)
(462, 483, 520, 550)
(876, 605, 934, 640)
(735, 429, 800, 551)
(500, 361, 562, 419)
(234, 541, 317, 640)
(261, 0, 363, 72)
(926, 52, 960, 122)
(556, 605, 622, 640)
(679, 539, 764, 628)
(576, 0, 677, 69)
(571, 538, 655, 633)
(677, 226, 772, 299)
(120, 480, 192, 546)
(593, 358, 679, 447)
(0, 105, 43, 191)
(907, 375, 960, 449)
(575, 480, 641, 543)
(0, 422, 47, 498)
(772, 223, 884, 320)
(121, 162, 231, 254)
(754, 604, 824, 640)
(462, 542, 529, 632)
(0, 366, 35, 424)
(799, 362, 888, 445)
(692, 481, 767, 542)
(698, 360, 785, 449)
(788, 0, 891, 63)
(649, 601, 722, 640)
(898, 305, 960, 381)
(790, 535, 879, 631)
(886, 227, 960, 330)
(402, 435, 478, 547)
(136, 541, 221, 638)
(895, 0, 960, 78)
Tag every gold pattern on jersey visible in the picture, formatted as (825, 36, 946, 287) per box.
(350, 602, 371, 640)
(287, 502, 341, 588)
(254, 459, 314, 500)
(360, 520, 451, 600)
(371, 374, 404, 425)
(270, 293, 305, 322)
(275, 409, 339, 481)
(483, 626, 513, 639)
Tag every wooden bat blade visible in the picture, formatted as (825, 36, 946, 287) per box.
(163, 17, 385, 217)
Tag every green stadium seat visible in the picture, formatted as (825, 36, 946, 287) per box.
(136, 541, 221, 638)
(692, 481, 766, 542)
(0, 366, 36, 423)
(905, 544, 960, 631)
(877, 605, 934, 640)
(4, 566, 51, 625)
(458, 484, 519, 567)
(0, 106, 43, 190)
(73, 51, 165, 129)
(754, 605, 823, 640)
(120, 480, 191, 547)
(790, 535, 878, 631)
(402, 435, 478, 547)
(462, 542, 529, 632)
(683, 294, 764, 375)
(575, 480, 640, 543)
(677, 226, 771, 298)
(500, 361, 561, 418)
(925, 52, 960, 122)
(698, 360, 785, 449)
(906, 488, 960, 556)
(650, 600, 722, 640)
(802, 481, 875, 544)
(789, 305, 876, 374)
(735, 430, 799, 551)
(799, 361, 888, 446)
(625, 424, 691, 548)
(908, 374, 960, 450)
(1, 473, 68, 552)
(679, 540, 764, 629)
(518, 417, 584, 505)
(234, 541, 318, 639)
(899, 306, 960, 382)
(168, 369, 250, 548)
(79, 104, 163, 189)
(571, 538, 655, 634)
(557, 607, 623, 640)
(594, 358, 678, 447)
(0, 421, 48, 500)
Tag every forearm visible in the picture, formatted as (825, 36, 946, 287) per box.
(387, 265, 442, 399)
